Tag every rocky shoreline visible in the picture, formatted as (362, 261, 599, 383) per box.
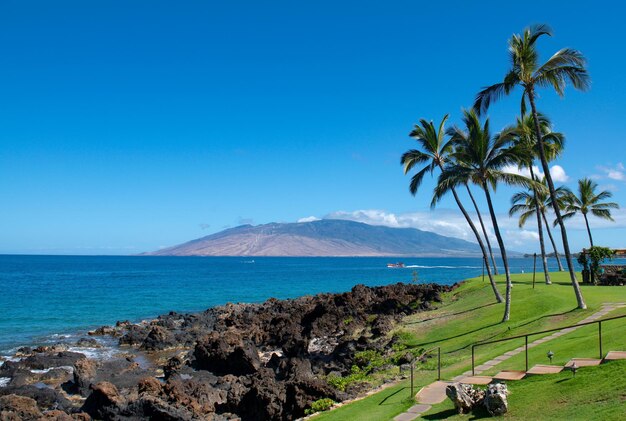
(0, 282, 452, 420)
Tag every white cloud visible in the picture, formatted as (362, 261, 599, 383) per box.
(550, 165, 569, 182)
(594, 163, 625, 182)
(297, 216, 321, 223)
(311, 207, 626, 253)
(502, 164, 569, 182)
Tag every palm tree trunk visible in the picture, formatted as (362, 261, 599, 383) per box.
(465, 184, 499, 275)
(435, 164, 503, 303)
(527, 89, 586, 310)
(529, 166, 551, 284)
(583, 213, 594, 247)
(541, 210, 564, 271)
(483, 184, 512, 322)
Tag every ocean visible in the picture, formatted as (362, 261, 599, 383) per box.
(0, 254, 605, 353)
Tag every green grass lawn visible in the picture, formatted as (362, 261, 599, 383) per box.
(313, 271, 626, 420)
(423, 360, 626, 420)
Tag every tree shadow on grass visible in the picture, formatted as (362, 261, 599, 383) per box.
(414, 307, 579, 354)
(423, 406, 492, 420)
(411, 322, 501, 348)
(377, 387, 411, 406)
(405, 303, 497, 325)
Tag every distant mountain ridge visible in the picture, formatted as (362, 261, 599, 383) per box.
(144, 219, 486, 257)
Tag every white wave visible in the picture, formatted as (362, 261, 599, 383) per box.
(404, 265, 482, 269)
(67, 346, 119, 361)
(30, 366, 74, 374)
(0, 377, 10, 388)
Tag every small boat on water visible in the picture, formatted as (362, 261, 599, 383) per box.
(387, 262, 405, 268)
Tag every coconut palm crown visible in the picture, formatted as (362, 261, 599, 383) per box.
(433, 109, 534, 322)
(474, 24, 590, 117)
(562, 178, 619, 247)
(473, 23, 589, 309)
(401, 115, 504, 304)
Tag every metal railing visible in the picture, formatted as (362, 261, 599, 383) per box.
(471, 314, 626, 375)
(409, 346, 440, 399)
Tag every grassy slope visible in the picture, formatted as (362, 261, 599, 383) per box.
(424, 360, 626, 420)
(313, 272, 626, 421)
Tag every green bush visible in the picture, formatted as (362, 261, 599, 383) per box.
(353, 350, 387, 372)
(304, 398, 336, 415)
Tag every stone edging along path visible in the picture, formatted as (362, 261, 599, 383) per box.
(393, 302, 626, 421)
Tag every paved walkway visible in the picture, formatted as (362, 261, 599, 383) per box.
(392, 302, 625, 421)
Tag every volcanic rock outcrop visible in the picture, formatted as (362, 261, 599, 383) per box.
(0, 282, 451, 420)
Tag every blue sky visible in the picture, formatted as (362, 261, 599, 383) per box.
(1, 0, 624, 254)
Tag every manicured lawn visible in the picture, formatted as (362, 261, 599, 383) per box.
(423, 360, 626, 420)
(312, 272, 626, 420)
(313, 382, 415, 421)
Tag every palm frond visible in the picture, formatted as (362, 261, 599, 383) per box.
(518, 209, 536, 228)
(474, 70, 519, 115)
(590, 208, 614, 220)
(409, 165, 432, 196)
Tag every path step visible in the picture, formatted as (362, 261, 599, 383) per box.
(415, 381, 453, 405)
(604, 351, 626, 361)
(393, 413, 418, 421)
(526, 364, 563, 375)
(565, 358, 602, 368)
(456, 375, 493, 385)
(493, 370, 526, 381)
(407, 404, 432, 414)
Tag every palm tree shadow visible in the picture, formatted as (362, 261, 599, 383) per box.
(405, 303, 497, 325)
(422, 406, 492, 420)
(377, 387, 409, 406)
(418, 307, 578, 353)
(412, 321, 501, 348)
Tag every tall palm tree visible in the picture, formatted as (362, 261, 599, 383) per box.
(401, 115, 503, 303)
(562, 178, 619, 247)
(474, 24, 589, 310)
(435, 109, 534, 322)
(511, 113, 566, 282)
(510, 178, 569, 273)
(464, 183, 499, 275)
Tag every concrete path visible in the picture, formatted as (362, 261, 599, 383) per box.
(393, 302, 625, 420)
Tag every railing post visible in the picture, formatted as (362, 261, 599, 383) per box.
(599, 321, 603, 359)
(532, 253, 536, 289)
(525, 336, 529, 372)
(437, 347, 441, 381)
(410, 361, 414, 400)
(472, 345, 475, 376)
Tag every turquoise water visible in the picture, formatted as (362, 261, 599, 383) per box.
(0, 255, 601, 353)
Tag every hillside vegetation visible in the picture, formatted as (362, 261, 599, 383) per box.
(313, 271, 626, 420)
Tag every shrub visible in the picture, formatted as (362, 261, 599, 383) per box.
(304, 398, 335, 415)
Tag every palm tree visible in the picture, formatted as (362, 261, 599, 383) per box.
(561, 178, 619, 247)
(464, 182, 499, 275)
(474, 24, 589, 310)
(401, 115, 503, 303)
(435, 109, 534, 322)
(510, 113, 566, 282)
(510, 178, 569, 273)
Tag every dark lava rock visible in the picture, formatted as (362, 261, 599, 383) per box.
(118, 324, 148, 346)
(0, 394, 43, 420)
(163, 355, 184, 380)
(73, 358, 147, 397)
(75, 338, 100, 348)
(3, 282, 450, 421)
(140, 326, 177, 351)
(22, 352, 85, 370)
(194, 331, 261, 376)
(81, 381, 125, 420)
(0, 385, 73, 412)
